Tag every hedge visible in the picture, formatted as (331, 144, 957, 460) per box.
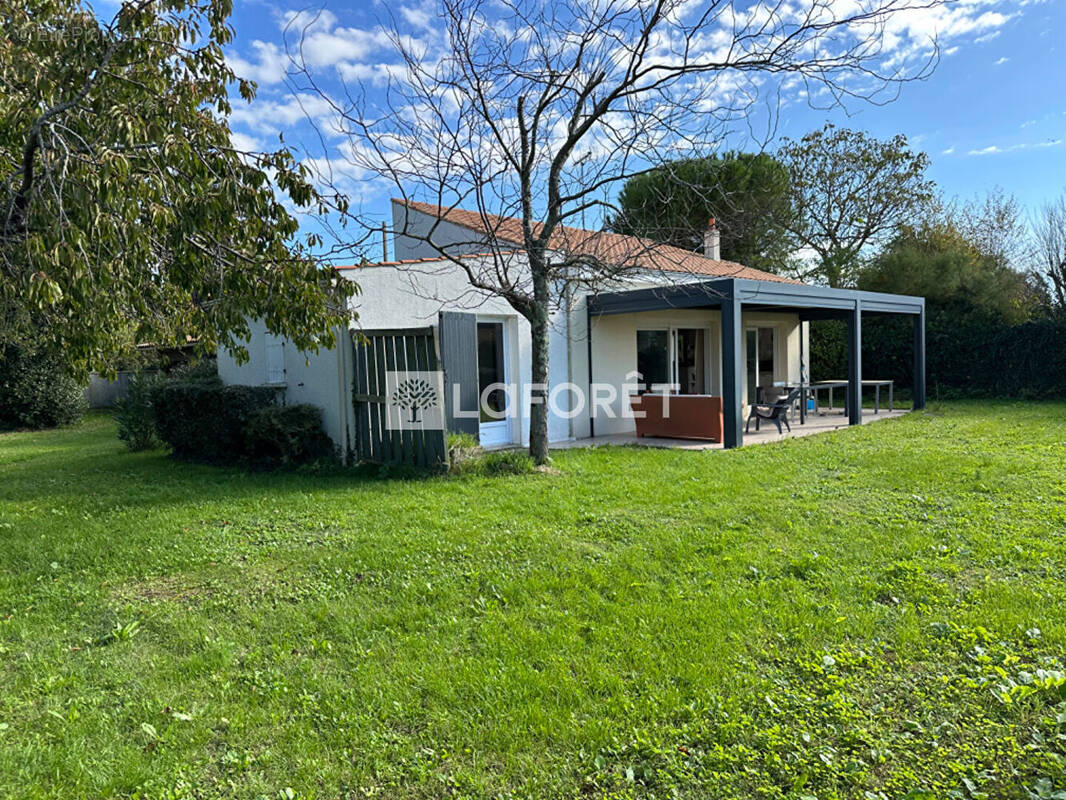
(244, 404, 337, 468)
(152, 381, 278, 463)
(810, 314, 1066, 399)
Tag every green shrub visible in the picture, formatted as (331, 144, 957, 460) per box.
(446, 438, 534, 477)
(168, 358, 219, 384)
(114, 372, 164, 451)
(152, 381, 277, 463)
(0, 341, 87, 430)
(447, 431, 482, 472)
(244, 404, 337, 468)
(810, 314, 1066, 399)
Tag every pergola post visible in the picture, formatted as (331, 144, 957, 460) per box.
(721, 293, 743, 448)
(847, 300, 862, 426)
(799, 319, 807, 425)
(913, 306, 926, 410)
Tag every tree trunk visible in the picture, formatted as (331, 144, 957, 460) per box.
(527, 263, 551, 465)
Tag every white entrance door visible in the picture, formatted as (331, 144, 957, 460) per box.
(477, 320, 512, 447)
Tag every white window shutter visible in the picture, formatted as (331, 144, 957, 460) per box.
(266, 340, 285, 384)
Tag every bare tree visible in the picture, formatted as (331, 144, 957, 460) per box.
(293, 0, 944, 463)
(949, 187, 1030, 271)
(1033, 193, 1066, 309)
(776, 124, 935, 287)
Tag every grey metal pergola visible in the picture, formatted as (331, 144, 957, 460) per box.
(587, 277, 926, 449)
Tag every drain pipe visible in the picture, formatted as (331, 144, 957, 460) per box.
(586, 300, 594, 439)
(335, 323, 352, 463)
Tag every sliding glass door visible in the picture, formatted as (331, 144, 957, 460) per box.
(676, 328, 707, 395)
(636, 330, 671, 390)
(636, 328, 708, 394)
(745, 326, 776, 403)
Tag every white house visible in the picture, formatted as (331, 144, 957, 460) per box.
(219, 200, 926, 455)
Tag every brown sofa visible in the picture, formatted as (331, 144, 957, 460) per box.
(628, 394, 724, 442)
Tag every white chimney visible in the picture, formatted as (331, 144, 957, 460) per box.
(703, 218, 720, 260)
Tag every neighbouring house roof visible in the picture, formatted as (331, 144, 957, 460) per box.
(393, 199, 802, 285)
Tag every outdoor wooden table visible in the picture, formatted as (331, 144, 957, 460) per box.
(810, 380, 894, 414)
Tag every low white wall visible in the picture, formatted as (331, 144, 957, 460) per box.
(218, 320, 350, 455)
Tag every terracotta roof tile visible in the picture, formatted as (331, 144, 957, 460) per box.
(395, 199, 802, 284)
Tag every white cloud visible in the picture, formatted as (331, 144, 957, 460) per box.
(227, 40, 289, 85)
(336, 61, 411, 87)
(229, 130, 265, 153)
(230, 93, 345, 138)
(967, 139, 1063, 156)
(994, 56, 1010, 65)
(399, 1, 437, 32)
(227, 8, 433, 89)
(280, 9, 397, 69)
(221, 0, 1039, 220)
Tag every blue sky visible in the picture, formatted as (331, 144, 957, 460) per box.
(218, 0, 1065, 238)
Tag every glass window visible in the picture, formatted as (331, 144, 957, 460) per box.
(745, 329, 757, 401)
(746, 327, 776, 402)
(758, 327, 775, 390)
(477, 322, 506, 421)
(676, 329, 706, 394)
(266, 339, 285, 384)
(636, 330, 670, 391)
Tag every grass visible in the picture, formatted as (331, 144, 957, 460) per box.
(1, 402, 1065, 799)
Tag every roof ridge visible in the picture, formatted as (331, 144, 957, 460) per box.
(391, 199, 802, 284)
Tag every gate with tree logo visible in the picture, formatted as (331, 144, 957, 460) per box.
(351, 327, 447, 468)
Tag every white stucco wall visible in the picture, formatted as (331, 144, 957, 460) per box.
(217, 319, 353, 456)
(391, 201, 514, 260)
(219, 253, 577, 454)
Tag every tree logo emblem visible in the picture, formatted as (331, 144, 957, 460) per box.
(390, 377, 439, 423)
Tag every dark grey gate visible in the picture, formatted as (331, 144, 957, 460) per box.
(351, 327, 447, 468)
(438, 311, 479, 436)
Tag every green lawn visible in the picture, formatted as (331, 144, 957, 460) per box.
(2, 403, 1065, 799)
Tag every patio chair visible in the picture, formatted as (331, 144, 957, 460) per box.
(746, 387, 802, 435)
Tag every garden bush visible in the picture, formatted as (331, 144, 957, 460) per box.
(446, 431, 482, 472)
(152, 381, 277, 463)
(244, 404, 337, 468)
(167, 358, 219, 383)
(0, 340, 86, 430)
(810, 314, 1066, 399)
(114, 371, 164, 451)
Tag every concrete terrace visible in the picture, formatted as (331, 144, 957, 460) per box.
(551, 409, 911, 451)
